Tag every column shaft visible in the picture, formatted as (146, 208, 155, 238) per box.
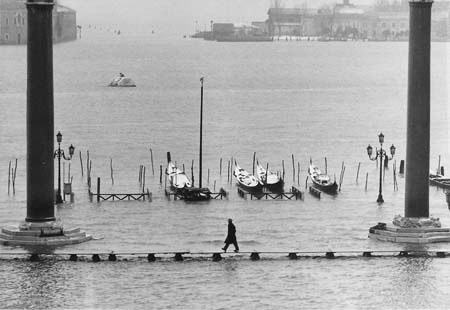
(26, 1, 55, 222)
(404, 1, 433, 218)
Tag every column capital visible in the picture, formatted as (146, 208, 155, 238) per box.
(409, 0, 433, 6)
(26, 1, 55, 6)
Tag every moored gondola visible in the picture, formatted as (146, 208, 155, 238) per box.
(233, 161, 263, 193)
(256, 161, 284, 193)
(166, 152, 192, 191)
(166, 152, 212, 201)
(429, 172, 450, 190)
(308, 160, 338, 194)
(180, 187, 212, 201)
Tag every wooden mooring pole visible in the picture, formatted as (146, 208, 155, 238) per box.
(291, 154, 295, 183)
(399, 160, 405, 174)
(150, 148, 154, 176)
(365, 172, 369, 191)
(339, 162, 345, 191)
(86, 151, 90, 183)
(97, 177, 101, 202)
(191, 160, 195, 187)
(79, 151, 84, 177)
(142, 166, 146, 192)
(7, 160, 11, 195)
(12, 158, 17, 195)
(230, 158, 234, 184)
(110, 158, 114, 185)
(139, 165, 142, 184)
(356, 162, 361, 183)
(393, 162, 398, 191)
(252, 152, 256, 175)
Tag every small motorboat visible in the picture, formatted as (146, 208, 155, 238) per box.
(256, 161, 284, 192)
(108, 73, 136, 87)
(233, 161, 262, 193)
(308, 160, 338, 194)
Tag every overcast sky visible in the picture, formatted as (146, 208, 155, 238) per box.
(60, 0, 375, 36)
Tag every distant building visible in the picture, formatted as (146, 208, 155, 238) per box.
(365, 11, 409, 41)
(211, 22, 272, 41)
(0, 0, 77, 45)
(368, 0, 449, 41)
(331, 2, 367, 39)
(251, 21, 269, 35)
(212, 23, 234, 38)
(267, 8, 321, 36)
(266, 0, 450, 41)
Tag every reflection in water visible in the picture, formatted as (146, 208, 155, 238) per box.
(388, 257, 439, 308)
(5, 259, 91, 309)
(222, 260, 239, 273)
(1, 258, 450, 308)
(17, 260, 60, 309)
(402, 244, 430, 253)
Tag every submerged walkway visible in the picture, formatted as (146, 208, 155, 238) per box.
(1, 250, 449, 262)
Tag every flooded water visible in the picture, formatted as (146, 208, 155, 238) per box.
(0, 30, 449, 309)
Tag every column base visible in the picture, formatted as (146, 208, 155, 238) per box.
(0, 221, 92, 246)
(369, 215, 450, 243)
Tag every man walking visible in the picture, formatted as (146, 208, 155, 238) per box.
(222, 218, 239, 253)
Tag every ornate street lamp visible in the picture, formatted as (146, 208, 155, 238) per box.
(367, 132, 395, 203)
(54, 131, 74, 203)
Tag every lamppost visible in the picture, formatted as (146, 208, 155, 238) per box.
(366, 133, 396, 203)
(54, 131, 74, 204)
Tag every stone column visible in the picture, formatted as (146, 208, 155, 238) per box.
(26, 0, 55, 222)
(1, 1, 92, 246)
(404, 0, 433, 218)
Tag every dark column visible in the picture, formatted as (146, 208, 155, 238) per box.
(404, 0, 433, 218)
(26, 0, 55, 222)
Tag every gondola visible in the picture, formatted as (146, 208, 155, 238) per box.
(256, 161, 284, 193)
(429, 172, 450, 190)
(166, 152, 211, 201)
(233, 162, 263, 193)
(166, 153, 192, 191)
(180, 187, 212, 201)
(308, 161, 338, 194)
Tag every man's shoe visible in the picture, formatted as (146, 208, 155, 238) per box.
(234, 250, 239, 253)
(222, 247, 226, 252)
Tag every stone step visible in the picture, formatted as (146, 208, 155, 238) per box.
(374, 229, 450, 238)
(2, 235, 92, 246)
(58, 228, 81, 234)
(0, 231, 88, 241)
(385, 225, 450, 233)
(1, 228, 40, 237)
(2, 227, 81, 236)
(369, 231, 450, 243)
